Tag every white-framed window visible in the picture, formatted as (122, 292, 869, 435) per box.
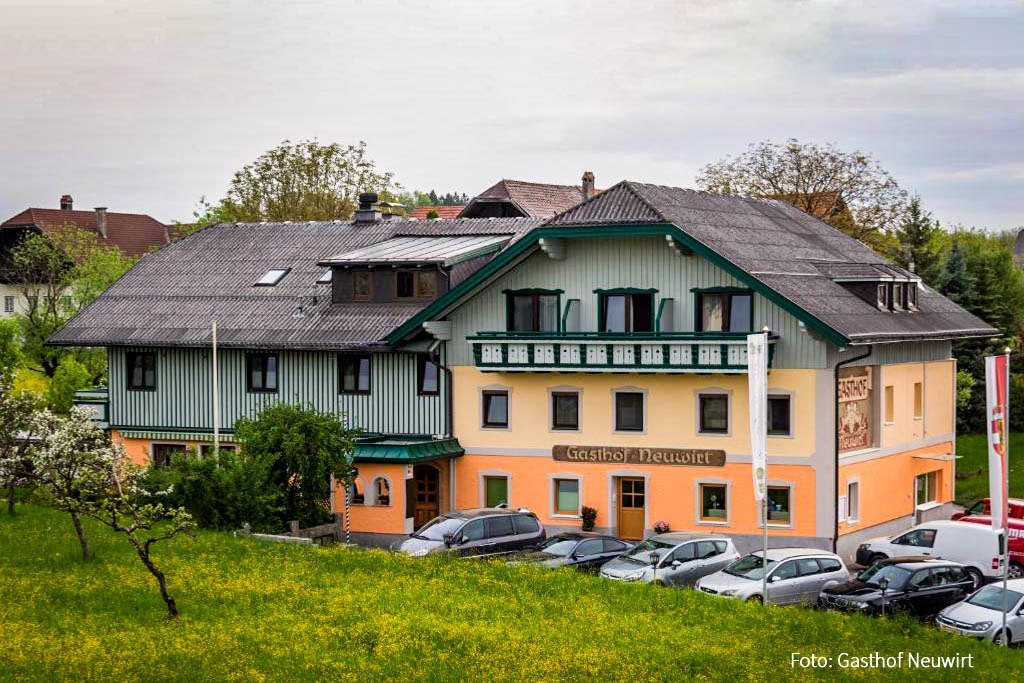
(697, 481, 729, 523)
(767, 394, 792, 436)
(550, 389, 580, 431)
(764, 485, 792, 526)
(847, 480, 860, 524)
(550, 476, 582, 517)
(373, 477, 391, 506)
(613, 389, 645, 433)
(3, 296, 13, 313)
(254, 268, 290, 286)
(916, 471, 939, 507)
(482, 390, 509, 428)
(697, 391, 730, 435)
(483, 475, 508, 508)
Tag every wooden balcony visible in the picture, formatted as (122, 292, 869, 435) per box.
(468, 332, 776, 374)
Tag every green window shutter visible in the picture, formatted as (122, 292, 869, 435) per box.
(485, 477, 508, 507)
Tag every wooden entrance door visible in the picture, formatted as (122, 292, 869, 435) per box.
(413, 465, 440, 529)
(617, 477, 645, 540)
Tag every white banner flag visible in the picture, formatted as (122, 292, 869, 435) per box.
(986, 353, 1010, 532)
(747, 333, 768, 501)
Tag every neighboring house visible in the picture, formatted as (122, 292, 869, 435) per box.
(52, 185, 995, 558)
(0, 195, 171, 316)
(409, 206, 465, 220)
(457, 172, 598, 218)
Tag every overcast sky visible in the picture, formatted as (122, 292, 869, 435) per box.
(1, 0, 1021, 229)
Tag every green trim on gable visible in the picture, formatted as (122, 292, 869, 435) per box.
(592, 287, 658, 294)
(384, 223, 849, 347)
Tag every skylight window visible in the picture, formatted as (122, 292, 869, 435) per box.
(255, 268, 290, 286)
(317, 268, 333, 284)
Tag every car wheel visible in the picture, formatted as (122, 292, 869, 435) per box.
(746, 594, 763, 605)
(1010, 563, 1024, 580)
(868, 553, 888, 567)
(994, 629, 1012, 646)
(966, 568, 984, 591)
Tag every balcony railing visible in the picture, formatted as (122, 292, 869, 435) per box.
(468, 332, 776, 373)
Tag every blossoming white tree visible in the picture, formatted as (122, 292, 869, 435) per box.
(31, 407, 115, 560)
(0, 378, 41, 515)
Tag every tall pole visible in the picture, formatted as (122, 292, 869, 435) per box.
(345, 478, 351, 546)
(762, 494, 769, 603)
(212, 320, 220, 456)
(1002, 348, 1011, 644)
(748, 329, 770, 605)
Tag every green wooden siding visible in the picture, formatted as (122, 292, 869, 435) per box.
(445, 237, 828, 369)
(108, 347, 447, 435)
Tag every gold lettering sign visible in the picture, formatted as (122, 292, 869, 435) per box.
(552, 445, 726, 467)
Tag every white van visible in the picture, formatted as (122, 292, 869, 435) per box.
(856, 520, 1003, 589)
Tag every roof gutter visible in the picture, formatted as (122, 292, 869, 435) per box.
(833, 345, 873, 553)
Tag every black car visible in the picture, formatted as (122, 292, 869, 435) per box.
(396, 506, 546, 557)
(509, 533, 633, 571)
(818, 557, 974, 617)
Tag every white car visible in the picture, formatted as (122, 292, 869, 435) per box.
(856, 520, 1002, 589)
(695, 548, 849, 605)
(937, 579, 1024, 645)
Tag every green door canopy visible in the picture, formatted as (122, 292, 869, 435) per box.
(353, 435, 465, 464)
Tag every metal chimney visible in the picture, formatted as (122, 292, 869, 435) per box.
(354, 192, 381, 224)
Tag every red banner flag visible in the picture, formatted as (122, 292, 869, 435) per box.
(986, 353, 1010, 532)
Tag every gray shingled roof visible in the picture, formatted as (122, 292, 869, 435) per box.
(548, 181, 997, 343)
(50, 217, 542, 349)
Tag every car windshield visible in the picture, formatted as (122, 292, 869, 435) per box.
(538, 537, 578, 557)
(968, 585, 1024, 612)
(725, 554, 776, 580)
(621, 538, 675, 564)
(414, 515, 466, 541)
(857, 564, 912, 590)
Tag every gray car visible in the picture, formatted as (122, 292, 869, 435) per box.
(695, 548, 849, 604)
(937, 579, 1024, 645)
(599, 532, 739, 586)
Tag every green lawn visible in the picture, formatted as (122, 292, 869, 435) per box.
(0, 505, 1020, 681)
(955, 433, 1024, 506)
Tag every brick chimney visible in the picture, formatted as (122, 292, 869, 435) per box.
(354, 192, 381, 224)
(581, 171, 595, 200)
(60, 194, 73, 210)
(94, 207, 108, 238)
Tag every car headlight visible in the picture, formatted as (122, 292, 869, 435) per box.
(719, 589, 738, 597)
(408, 548, 430, 557)
(856, 601, 871, 610)
(972, 621, 993, 631)
(858, 543, 870, 551)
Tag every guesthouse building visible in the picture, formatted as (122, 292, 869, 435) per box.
(52, 183, 996, 558)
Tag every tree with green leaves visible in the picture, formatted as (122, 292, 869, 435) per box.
(891, 196, 948, 287)
(0, 317, 22, 379)
(941, 241, 973, 308)
(203, 139, 396, 223)
(235, 403, 359, 527)
(10, 223, 135, 381)
(31, 407, 113, 560)
(696, 139, 908, 252)
(45, 356, 92, 413)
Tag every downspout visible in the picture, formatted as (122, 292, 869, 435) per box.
(833, 344, 872, 553)
(428, 341, 453, 438)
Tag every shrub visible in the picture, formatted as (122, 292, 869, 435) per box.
(581, 506, 597, 531)
(653, 520, 671, 534)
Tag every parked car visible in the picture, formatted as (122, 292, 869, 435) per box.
(937, 579, 1024, 645)
(695, 548, 848, 605)
(855, 520, 1003, 589)
(599, 532, 739, 586)
(508, 532, 632, 571)
(396, 507, 545, 557)
(958, 515, 1024, 578)
(819, 557, 974, 617)
(951, 497, 1024, 521)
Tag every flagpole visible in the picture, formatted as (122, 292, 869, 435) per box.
(212, 320, 220, 456)
(748, 328, 770, 604)
(1003, 348, 1011, 645)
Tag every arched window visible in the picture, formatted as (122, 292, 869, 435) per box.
(351, 478, 365, 505)
(374, 477, 390, 506)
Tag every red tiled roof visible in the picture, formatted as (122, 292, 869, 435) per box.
(2, 208, 169, 257)
(408, 205, 465, 220)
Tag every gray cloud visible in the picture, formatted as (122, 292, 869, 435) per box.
(0, 0, 1020, 230)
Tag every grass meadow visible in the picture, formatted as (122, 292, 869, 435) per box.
(1, 504, 1021, 682)
(955, 433, 1024, 505)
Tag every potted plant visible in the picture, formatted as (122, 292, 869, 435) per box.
(653, 521, 671, 534)
(581, 506, 598, 532)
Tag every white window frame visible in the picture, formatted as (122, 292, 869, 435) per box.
(549, 473, 583, 519)
(694, 479, 730, 525)
(612, 387, 647, 435)
(758, 481, 795, 529)
(766, 390, 794, 438)
(695, 388, 732, 437)
(846, 478, 860, 525)
(478, 384, 512, 430)
(548, 386, 582, 432)
(370, 475, 393, 507)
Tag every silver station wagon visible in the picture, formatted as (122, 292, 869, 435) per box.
(599, 532, 739, 586)
(696, 548, 849, 604)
